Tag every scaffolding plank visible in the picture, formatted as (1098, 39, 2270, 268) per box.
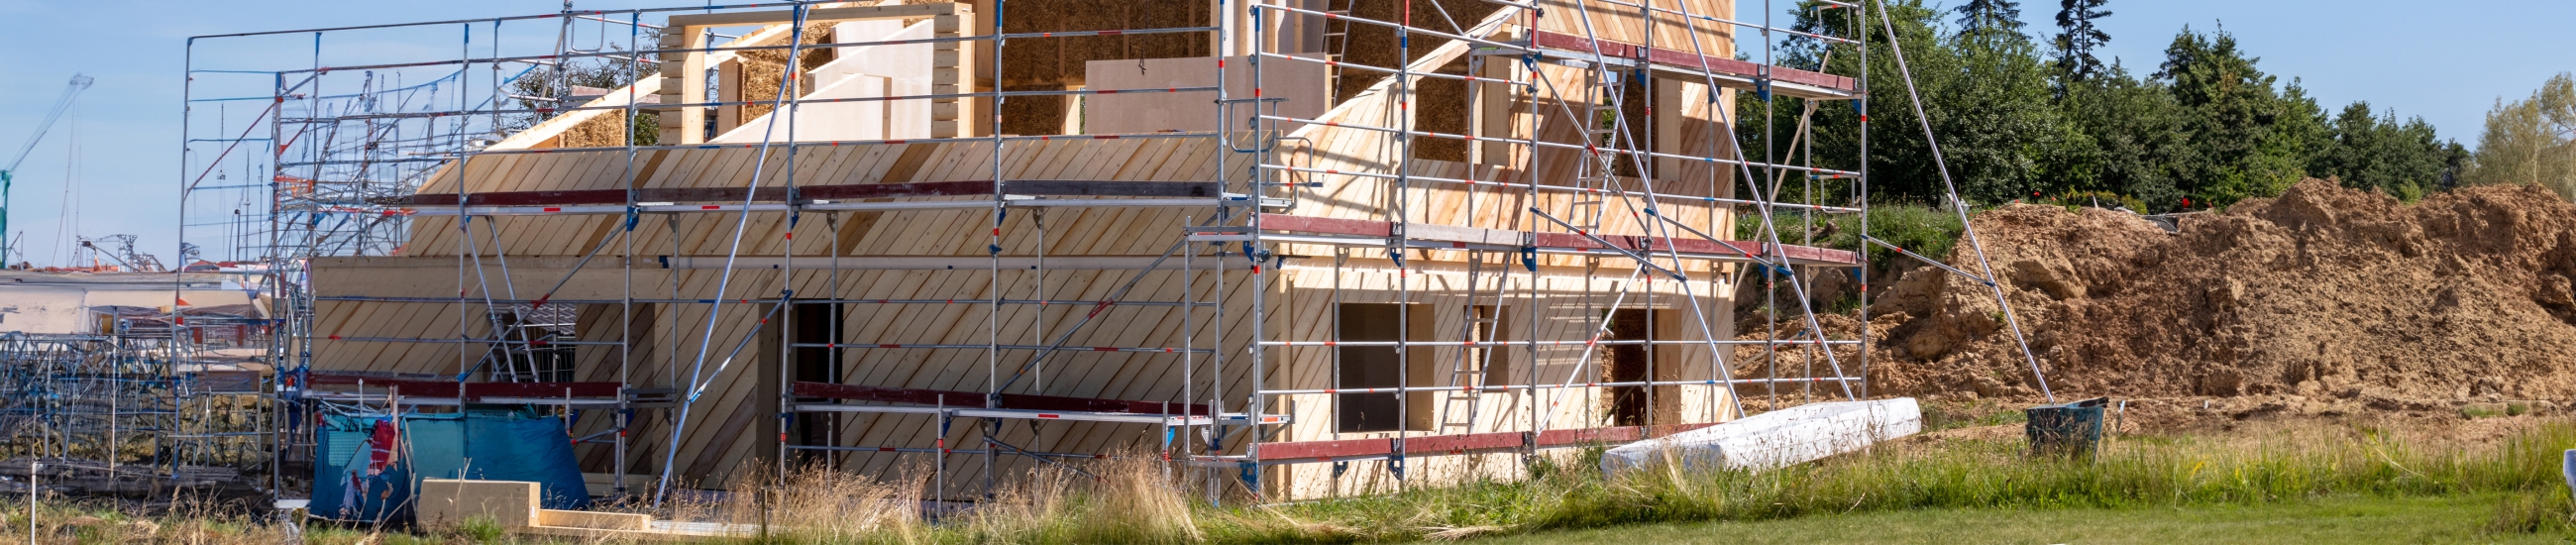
(303, 373, 623, 399)
(377, 179, 1225, 206)
(792, 382, 1214, 416)
(1253, 422, 1716, 461)
(1257, 213, 1860, 265)
(1524, 30, 1855, 93)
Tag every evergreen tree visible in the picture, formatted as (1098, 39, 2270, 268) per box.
(2309, 102, 2457, 200)
(1954, 0, 2026, 38)
(2051, 0, 2112, 82)
(2044, 61, 2193, 205)
(2154, 26, 2324, 207)
(1746, 0, 2061, 206)
(1729, 3, 2466, 213)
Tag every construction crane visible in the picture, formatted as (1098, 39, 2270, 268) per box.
(2, 73, 95, 267)
(78, 234, 161, 272)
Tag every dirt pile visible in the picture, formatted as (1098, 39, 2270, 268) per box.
(1863, 179, 2576, 402)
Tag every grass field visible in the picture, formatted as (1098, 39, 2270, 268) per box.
(12, 417, 2575, 543)
(1487, 493, 2560, 545)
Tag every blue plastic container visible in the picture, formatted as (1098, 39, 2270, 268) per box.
(2025, 397, 2109, 458)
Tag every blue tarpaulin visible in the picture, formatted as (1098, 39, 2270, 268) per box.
(310, 408, 591, 522)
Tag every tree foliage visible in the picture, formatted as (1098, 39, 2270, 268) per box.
(1953, 0, 2026, 37)
(2046, 61, 2193, 206)
(2464, 72, 2576, 201)
(1732, 1, 2461, 211)
(1741, 0, 2061, 207)
(2051, 0, 2112, 83)
(2310, 102, 2466, 200)
(2152, 26, 2328, 206)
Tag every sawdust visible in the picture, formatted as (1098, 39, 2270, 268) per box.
(1856, 179, 2576, 403)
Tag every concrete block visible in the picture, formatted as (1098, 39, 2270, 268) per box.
(418, 479, 538, 529)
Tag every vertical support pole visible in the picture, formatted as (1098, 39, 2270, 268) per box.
(1180, 216, 1196, 482)
(826, 212, 843, 471)
(1640, 0, 1659, 432)
(24, 458, 34, 545)
(1855, 0, 1873, 400)
(1521, 3, 1542, 461)
(776, 19, 808, 484)
(176, 33, 200, 494)
(615, 10, 640, 497)
(1209, 212, 1227, 503)
(1218, 0, 1238, 498)
(1760, 0, 1780, 407)
(984, 0, 1008, 500)
(1234, 0, 1268, 501)
(1388, 0, 1413, 490)
(935, 395, 947, 508)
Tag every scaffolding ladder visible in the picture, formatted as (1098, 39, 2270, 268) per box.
(1434, 250, 1505, 432)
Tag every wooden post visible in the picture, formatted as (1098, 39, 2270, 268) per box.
(931, 12, 980, 139)
(659, 30, 706, 145)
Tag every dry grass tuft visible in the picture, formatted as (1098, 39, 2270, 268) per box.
(10, 419, 2570, 543)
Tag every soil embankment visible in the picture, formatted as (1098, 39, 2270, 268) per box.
(1737, 179, 2576, 414)
(1877, 178, 2576, 402)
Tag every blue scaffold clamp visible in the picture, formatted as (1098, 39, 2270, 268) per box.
(1520, 246, 1539, 272)
(1519, 54, 1542, 94)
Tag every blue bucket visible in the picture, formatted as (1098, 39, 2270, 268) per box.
(2025, 397, 2109, 458)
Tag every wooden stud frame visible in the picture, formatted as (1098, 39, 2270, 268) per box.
(659, 3, 982, 144)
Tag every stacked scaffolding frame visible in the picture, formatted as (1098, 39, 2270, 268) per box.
(173, 0, 2053, 505)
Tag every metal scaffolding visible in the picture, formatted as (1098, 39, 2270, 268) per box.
(162, 0, 2048, 507)
(0, 308, 272, 491)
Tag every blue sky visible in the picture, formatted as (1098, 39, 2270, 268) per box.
(0, 0, 2568, 267)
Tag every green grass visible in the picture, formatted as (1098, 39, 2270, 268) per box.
(1211, 420, 2576, 542)
(1482, 493, 2560, 545)
(1921, 398, 2031, 431)
(15, 421, 2574, 544)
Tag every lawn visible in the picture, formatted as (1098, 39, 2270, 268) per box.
(14, 417, 2573, 543)
(1485, 493, 2559, 545)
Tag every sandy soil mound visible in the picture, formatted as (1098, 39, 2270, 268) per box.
(1855, 179, 2576, 402)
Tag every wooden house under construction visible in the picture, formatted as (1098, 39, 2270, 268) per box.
(280, 0, 1870, 500)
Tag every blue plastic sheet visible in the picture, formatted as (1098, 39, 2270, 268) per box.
(309, 408, 591, 522)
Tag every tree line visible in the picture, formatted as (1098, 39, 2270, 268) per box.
(1729, 0, 2507, 212)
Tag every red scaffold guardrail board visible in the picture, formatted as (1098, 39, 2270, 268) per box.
(1256, 422, 1717, 461)
(1525, 30, 1857, 92)
(792, 382, 1217, 417)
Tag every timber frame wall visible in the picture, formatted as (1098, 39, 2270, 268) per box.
(178, 0, 1886, 503)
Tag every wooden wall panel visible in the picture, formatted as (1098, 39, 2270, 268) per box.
(318, 0, 1772, 497)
